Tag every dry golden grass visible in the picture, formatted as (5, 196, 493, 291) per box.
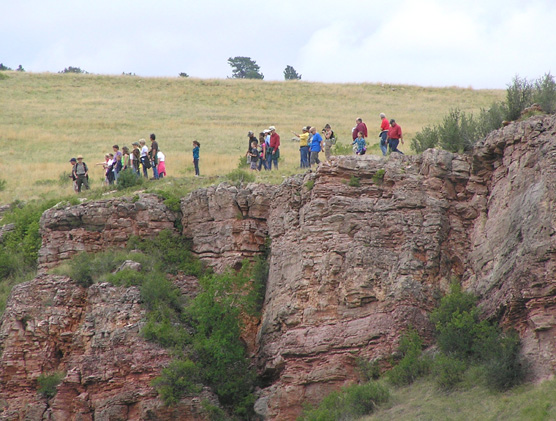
(0, 71, 504, 203)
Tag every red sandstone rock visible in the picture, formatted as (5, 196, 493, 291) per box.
(3, 115, 556, 419)
(0, 275, 213, 420)
(37, 194, 178, 270)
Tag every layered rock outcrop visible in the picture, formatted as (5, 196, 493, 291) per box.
(0, 274, 212, 420)
(38, 194, 178, 270)
(2, 115, 556, 420)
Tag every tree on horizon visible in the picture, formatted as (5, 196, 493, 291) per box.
(227, 56, 264, 80)
(284, 65, 301, 80)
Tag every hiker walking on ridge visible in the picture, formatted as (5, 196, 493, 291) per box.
(379, 113, 390, 156)
(387, 119, 404, 154)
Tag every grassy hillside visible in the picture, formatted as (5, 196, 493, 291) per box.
(365, 378, 556, 421)
(0, 71, 504, 203)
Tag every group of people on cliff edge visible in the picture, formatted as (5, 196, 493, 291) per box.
(353, 114, 404, 157)
(69, 133, 167, 193)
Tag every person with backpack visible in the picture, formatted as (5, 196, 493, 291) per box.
(139, 139, 150, 178)
(131, 142, 141, 175)
(73, 155, 89, 192)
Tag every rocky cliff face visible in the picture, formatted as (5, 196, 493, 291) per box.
(1, 115, 556, 420)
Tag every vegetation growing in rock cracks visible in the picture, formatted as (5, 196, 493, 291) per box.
(37, 371, 65, 399)
(0, 198, 79, 315)
(57, 230, 268, 418)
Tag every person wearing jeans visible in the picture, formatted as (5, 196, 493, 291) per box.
(269, 126, 280, 170)
(379, 113, 390, 156)
(387, 119, 404, 154)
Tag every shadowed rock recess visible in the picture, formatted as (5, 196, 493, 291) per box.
(1, 115, 556, 419)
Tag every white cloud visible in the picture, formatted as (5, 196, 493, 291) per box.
(2, 0, 556, 87)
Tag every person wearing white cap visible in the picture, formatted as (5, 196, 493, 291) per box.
(268, 126, 280, 170)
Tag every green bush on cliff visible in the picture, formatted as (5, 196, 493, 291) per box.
(152, 262, 265, 417)
(0, 198, 78, 315)
(37, 371, 65, 399)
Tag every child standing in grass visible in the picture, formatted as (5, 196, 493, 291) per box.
(192, 140, 200, 176)
(248, 140, 259, 170)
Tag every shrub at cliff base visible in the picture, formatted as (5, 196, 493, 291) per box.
(430, 283, 526, 391)
(299, 381, 390, 421)
(386, 328, 432, 387)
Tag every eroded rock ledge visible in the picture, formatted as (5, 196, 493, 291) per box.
(1, 115, 556, 420)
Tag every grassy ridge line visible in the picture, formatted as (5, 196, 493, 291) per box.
(0, 72, 504, 202)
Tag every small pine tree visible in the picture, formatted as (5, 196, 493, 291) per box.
(16, 65, 25, 72)
(283, 65, 301, 80)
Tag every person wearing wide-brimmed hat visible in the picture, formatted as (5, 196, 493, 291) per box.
(73, 155, 89, 193)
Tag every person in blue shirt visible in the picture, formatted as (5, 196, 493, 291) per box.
(352, 131, 367, 155)
(192, 140, 200, 176)
(309, 127, 323, 167)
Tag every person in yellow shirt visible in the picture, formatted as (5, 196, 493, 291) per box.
(293, 126, 310, 168)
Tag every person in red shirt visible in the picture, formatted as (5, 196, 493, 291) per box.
(387, 119, 404, 154)
(269, 126, 281, 170)
(352, 118, 368, 141)
(379, 113, 390, 156)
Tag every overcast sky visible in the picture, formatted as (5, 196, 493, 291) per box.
(2, 0, 555, 89)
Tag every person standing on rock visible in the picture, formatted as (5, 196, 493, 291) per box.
(269, 126, 280, 170)
(323, 124, 336, 163)
(309, 126, 323, 167)
(352, 117, 368, 142)
(73, 155, 89, 192)
(387, 119, 404, 154)
(379, 113, 390, 156)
